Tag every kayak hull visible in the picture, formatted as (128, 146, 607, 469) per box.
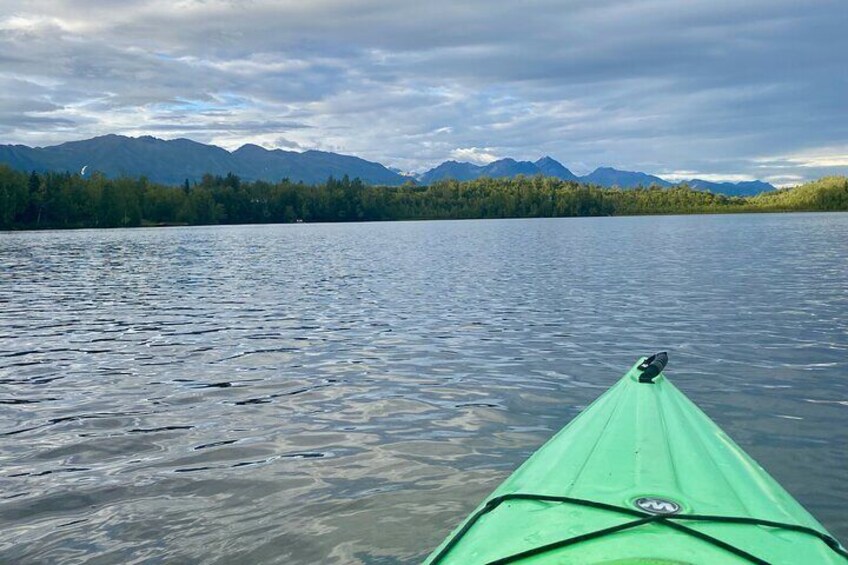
(425, 358, 847, 564)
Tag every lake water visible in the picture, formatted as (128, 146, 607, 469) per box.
(1, 213, 847, 563)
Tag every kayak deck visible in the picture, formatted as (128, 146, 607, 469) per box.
(425, 356, 848, 564)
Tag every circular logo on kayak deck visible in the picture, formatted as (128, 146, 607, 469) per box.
(634, 497, 681, 515)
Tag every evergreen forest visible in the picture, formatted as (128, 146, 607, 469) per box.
(1, 165, 846, 230)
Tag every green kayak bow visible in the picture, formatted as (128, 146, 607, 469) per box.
(425, 353, 848, 564)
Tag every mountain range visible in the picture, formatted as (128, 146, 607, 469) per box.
(0, 134, 404, 186)
(419, 157, 579, 184)
(419, 159, 773, 196)
(0, 135, 775, 195)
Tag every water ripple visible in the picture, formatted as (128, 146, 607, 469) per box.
(1, 214, 847, 563)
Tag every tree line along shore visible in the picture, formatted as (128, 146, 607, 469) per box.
(1, 165, 846, 230)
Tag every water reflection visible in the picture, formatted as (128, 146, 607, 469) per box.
(1, 214, 847, 563)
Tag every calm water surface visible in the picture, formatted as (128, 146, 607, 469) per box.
(1, 213, 847, 563)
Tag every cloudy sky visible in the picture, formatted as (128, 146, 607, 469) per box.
(1, 0, 846, 183)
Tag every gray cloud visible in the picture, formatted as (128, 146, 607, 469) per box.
(0, 0, 845, 183)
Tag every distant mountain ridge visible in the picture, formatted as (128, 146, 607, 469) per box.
(419, 157, 579, 184)
(0, 134, 406, 186)
(0, 135, 776, 195)
(581, 167, 671, 188)
(417, 159, 774, 195)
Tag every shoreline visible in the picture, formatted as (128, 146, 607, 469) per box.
(3, 208, 846, 233)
